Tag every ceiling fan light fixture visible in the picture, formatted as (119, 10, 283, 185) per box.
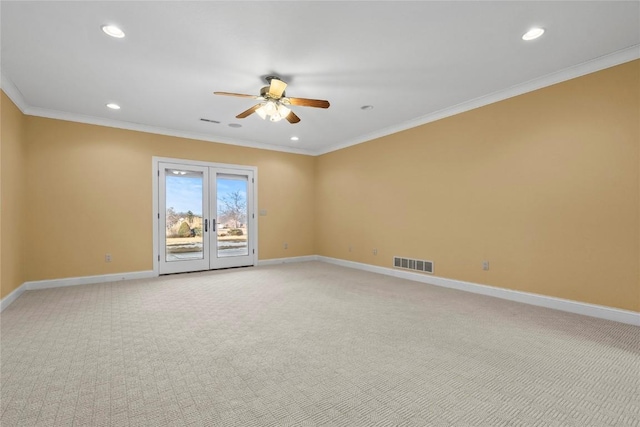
(255, 100, 290, 122)
(266, 100, 278, 115)
(256, 106, 267, 120)
(277, 104, 291, 119)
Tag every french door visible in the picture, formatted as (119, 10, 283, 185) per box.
(157, 160, 255, 275)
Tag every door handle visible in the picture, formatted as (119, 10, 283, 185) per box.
(212, 218, 216, 232)
(204, 219, 208, 232)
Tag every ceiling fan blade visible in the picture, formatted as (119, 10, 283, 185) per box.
(214, 91, 261, 99)
(286, 110, 301, 124)
(268, 79, 287, 98)
(236, 104, 261, 119)
(286, 97, 330, 108)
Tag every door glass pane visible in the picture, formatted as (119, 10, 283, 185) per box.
(217, 175, 249, 258)
(165, 169, 204, 261)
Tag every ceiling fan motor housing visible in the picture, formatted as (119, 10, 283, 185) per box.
(260, 86, 285, 99)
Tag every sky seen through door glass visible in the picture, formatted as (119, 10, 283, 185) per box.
(166, 176, 247, 215)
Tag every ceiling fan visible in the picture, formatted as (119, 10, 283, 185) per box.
(214, 76, 330, 124)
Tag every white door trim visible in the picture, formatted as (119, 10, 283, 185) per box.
(152, 156, 258, 276)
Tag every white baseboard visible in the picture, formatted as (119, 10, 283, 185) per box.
(317, 256, 640, 327)
(0, 283, 28, 312)
(258, 255, 319, 266)
(25, 270, 156, 291)
(0, 270, 155, 312)
(3, 258, 638, 326)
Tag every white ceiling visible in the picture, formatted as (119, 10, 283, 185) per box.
(2, 1, 638, 155)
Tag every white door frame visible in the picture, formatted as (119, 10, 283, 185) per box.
(158, 162, 211, 274)
(152, 156, 258, 276)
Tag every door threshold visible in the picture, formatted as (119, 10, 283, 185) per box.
(159, 264, 255, 276)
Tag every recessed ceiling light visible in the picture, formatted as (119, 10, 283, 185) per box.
(361, 105, 374, 110)
(290, 136, 299, 141)
(106, 103, 120, 110)
(522, 27, 545, 41)
(228, 123, 242, 128)
(101, 25, 125, 38)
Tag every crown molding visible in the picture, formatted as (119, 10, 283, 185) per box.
(4, 45, 638, 157)
(315, 44, 640, 156)
(0, 70, 313, 156)
(0, 72, 29, 113)
(21, 106, 317, 156)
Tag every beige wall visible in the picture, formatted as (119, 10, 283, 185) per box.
(23, 117, 315, 281)
(1, 92, 28, 298)
(316, 60, 639, 312)
(1, 60, 638, 312)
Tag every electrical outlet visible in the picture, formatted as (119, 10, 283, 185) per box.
(105, 253, 112, 263)
(283, 242, 288, 249)
(373, 248, 378, 255)
(482, 261, 489, 270)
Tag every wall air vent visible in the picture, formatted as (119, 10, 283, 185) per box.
(393, 256, 433, 274)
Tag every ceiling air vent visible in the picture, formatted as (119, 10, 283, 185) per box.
(200, 118, 220, 123)
(393, 256, 433, 274)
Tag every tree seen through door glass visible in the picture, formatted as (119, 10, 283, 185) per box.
(217, 177, 249, 257)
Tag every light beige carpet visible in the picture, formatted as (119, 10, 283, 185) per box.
(1, 261, 638, 426)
